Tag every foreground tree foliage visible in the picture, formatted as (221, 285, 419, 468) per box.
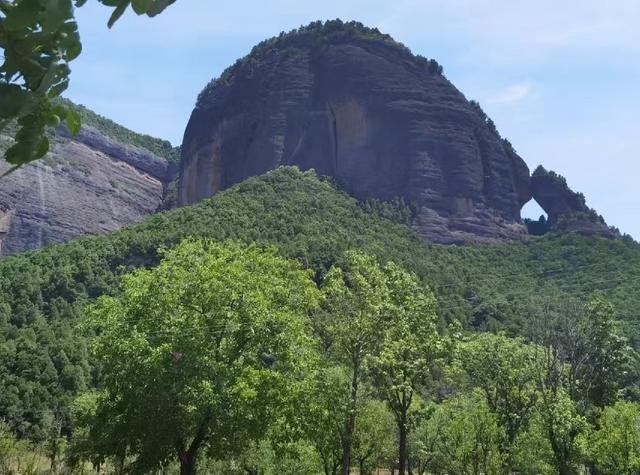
(530, 296, 629, 412)
(367, 261, 444, 475)
(586, 401, 640, 475)
(414, 389, 505, 475)
(458, 333, 539, 468)
(299, 366, 350, 475)
(318, 251, 390, 475)
(317, 252, 446, 475)
(77, 239, 319, 475)
(0, 0, 177, 167)
(352, 399, 395, 475)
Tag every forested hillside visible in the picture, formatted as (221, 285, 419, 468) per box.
(57, 99, 181, 166)
(1, 167, 638, 437)
(0, 167, 639, 473)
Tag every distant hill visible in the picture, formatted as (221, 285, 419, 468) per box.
(0, 100, 179, 256)
(0, 167, 638, 438)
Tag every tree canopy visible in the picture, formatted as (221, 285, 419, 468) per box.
(80, 239, 319, 474)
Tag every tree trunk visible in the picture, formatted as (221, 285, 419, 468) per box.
(398, 409, 408, 475)
(179, 450, 198, 475)
(177, 416, 210, 475)
(342, 358, 360, 475)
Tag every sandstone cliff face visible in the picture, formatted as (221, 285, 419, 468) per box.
(180, 22, 532, 243)
(0, 125, 177, 256)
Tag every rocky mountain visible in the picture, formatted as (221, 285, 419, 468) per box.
(0, 104, 178, 256)
(180, 20, 533, 244)
(0, 21, 618, 256)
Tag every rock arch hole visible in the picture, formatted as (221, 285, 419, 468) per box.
(521, 199, 549, 236)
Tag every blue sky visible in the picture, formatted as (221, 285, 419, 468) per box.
(68, 1, 640, 238)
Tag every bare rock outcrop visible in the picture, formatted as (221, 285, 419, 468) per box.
(530, 166, 616, 238)
(0, 124, 177, 256)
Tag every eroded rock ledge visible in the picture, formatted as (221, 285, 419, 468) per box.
(530, 166, 616, 239)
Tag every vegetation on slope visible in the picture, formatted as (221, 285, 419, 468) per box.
(0, 167, 639, 442)
(197, 19, 444, 107)
(4, 241, 634, 475)
(0, 100, 180, 167)
(57, 99, 181, 164)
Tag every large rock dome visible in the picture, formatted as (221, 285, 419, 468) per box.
(180, 20, 532, 243)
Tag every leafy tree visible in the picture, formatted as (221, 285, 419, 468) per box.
(413, 390, 505, 475)
(585, 401, 640, 475)
(82, 239, 319, 475)
(580, 297, 629, 409)
(529, 296, 629, 412)
(458, 333, 539, 469)
(67, 392, 111, 473)
(300, 366, 350, 475)
(352, 399, 396, 475)
(368, 261, 443, 475)
(205, 438, 321, 475)
(0, 421, 40, 474)
(524, 215, 550, 236)
(0, 0, 177, 167)
(510, 413, 556, 475)
(535, 389, 586, 475)
(318, 251, 390, 475)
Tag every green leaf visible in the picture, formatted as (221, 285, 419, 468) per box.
(4, 0, 41, 31)
(41, 0, 74, 34)
(65, 39, 83, 61)
(131, 0, 153, 14)
(0, 84, 30, 119)
(48, 78, 70, 98)
(107, 1, 130, 27)
(146, 0, 176, 16)
(66, 108, 81, 135)
(35, 135, 50, 159)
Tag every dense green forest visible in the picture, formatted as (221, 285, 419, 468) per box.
(1, 167, 639, 473)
